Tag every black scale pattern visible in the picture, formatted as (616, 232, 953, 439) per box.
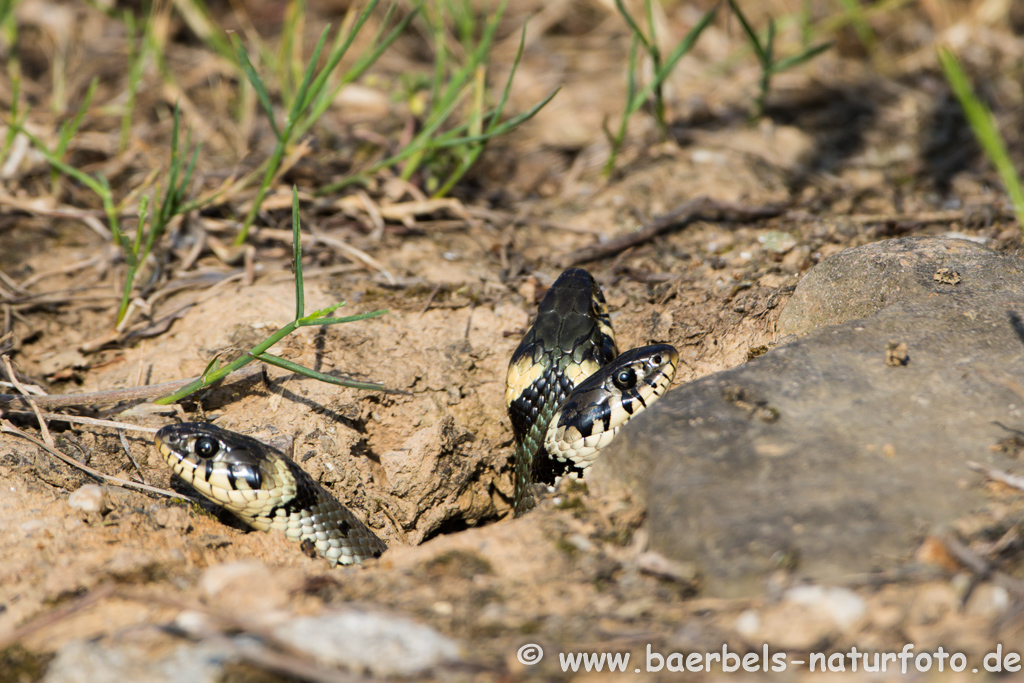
(507, 269, 618, 515)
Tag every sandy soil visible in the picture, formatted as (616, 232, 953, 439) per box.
(3, 0, 1024, 680)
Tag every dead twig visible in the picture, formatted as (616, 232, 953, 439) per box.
(2, 355, 54, 447)
(937, 530, 1024, 599)
(118, 428, 149, 485)
(560, 196, 787, 266)
(3, 412, 159, 433)
(419, 282, 443, 315)
(0, 364, 265, 410)
(967, 460, 1024, 492)
(0, 419, 193, 500)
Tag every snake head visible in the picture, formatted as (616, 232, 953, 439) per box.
(156, 422, 267, 493)
(156, 422, 386, 563)
(545, 343, 679, 469)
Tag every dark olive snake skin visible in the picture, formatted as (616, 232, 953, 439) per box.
(155, 268, 677, 564)
(505, 268, 679, 517)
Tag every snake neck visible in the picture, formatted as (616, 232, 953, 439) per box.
(511, 375, 583, 517)
(276, 459, 387, 565)
(513, 439, 535, 517)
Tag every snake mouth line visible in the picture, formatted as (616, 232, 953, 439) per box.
(155, 439, 196, 479)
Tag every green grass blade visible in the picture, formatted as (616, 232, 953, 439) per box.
(342, 1, 410, 85)
(938, 47, 1024, 230)
(18, 127, 96, 191)
(423, 0, 505, 131)
(292, 186, 304, 319)
(157, 101, 183, 226)
(433, 17, 535, 197)
(121, 10, 145, 152)
(253, 352, 385, 391)
(235, 26, 330, 245)
(428, 2, 447, 109)
(298, 309, 388, 326)
(231, 32, 281, 141)
(614, 0, 652, 52)
(296, 2, 418, 139)
(171, 0, 236, 63)
(643, 0, 660, 62)
(770, 41, 834, 73)
(484, 20, 527, 132)
(279, 0, 306, 103)
(133, 194, 150, 254)
(422, 87, 559, 150)
(299, 0, 382, 113)
(395, 83, 476, 180)
(643, 0, 665, 128)
(726, 0, 767, 65)
(51, 77, 98, 192)
(58, 76, 97, 150)
(284, 25, 330, 135)
(603, 34, 640, 177)
(631, 6, 716, 116)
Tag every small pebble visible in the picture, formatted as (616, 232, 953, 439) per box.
(758, 230, 798, 254)
(784, 584, 867, 630)
(20, 519, 46, 534)
(67, 484, 107, 514)
(735, 609, 760, 637)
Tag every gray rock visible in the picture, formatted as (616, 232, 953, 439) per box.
(44, 640, 227, 683)
(44, 608, 461, 681)
(593, 237, 1024, 595)
(272, 608, 462, 676)
(776, 236, 1016, 336)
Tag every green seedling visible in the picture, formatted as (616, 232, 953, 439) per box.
(16, 103, 199, 325)
(232, 0, 419, 245)
(604, 2, 716, 177)
(726, 0, 832, 119)
(157, 188, 388, 404)
(318, 1, 556, 197)
(50, 78, 98, 197)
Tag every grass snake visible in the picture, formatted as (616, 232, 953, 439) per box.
(155, 267, 677, 564)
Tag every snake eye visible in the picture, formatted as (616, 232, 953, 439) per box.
(613, 368, 637, 390)
(194, 436, 219, 459)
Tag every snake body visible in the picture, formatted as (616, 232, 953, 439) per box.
(155, 267, 677, 563)
(505, 268, 678, 516)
